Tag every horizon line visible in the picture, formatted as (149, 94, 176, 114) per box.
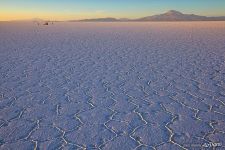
(1, 10, 225, 22)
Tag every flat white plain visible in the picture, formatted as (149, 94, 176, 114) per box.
(0, 22, 225, 149)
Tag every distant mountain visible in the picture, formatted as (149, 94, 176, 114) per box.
(71, 17, 132, 22)
(136, 10, 225, 21)
(70, 10, 225, 22)
(72, 17, 118, 22)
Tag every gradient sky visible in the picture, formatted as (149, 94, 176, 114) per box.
(1, 0, 225, 21)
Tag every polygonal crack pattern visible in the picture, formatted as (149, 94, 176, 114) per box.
(0, 22, 225, 149)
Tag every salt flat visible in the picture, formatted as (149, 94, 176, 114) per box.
(0, 22, 225, 150)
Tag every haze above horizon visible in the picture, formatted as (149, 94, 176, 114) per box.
(1, 0, 225, 21)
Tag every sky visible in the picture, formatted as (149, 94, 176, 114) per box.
(1, 0, 225, 21)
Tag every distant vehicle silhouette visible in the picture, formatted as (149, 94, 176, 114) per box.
(43, 22, 48, 25)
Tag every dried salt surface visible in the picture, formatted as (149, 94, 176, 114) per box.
(0, 21, 225, 149)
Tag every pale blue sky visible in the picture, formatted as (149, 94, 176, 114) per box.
(1, 0, 225, 20)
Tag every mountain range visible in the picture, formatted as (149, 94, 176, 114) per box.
(70, 10, 225, 22)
